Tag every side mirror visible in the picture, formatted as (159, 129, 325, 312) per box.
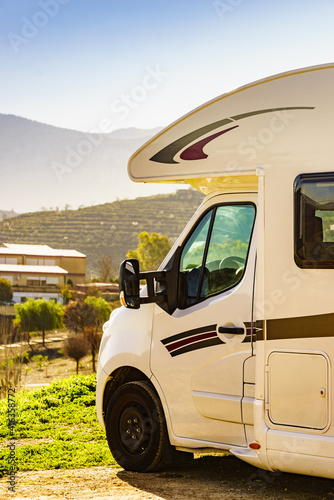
(118, 249, 181, 313)
(119, 259, 140, 309)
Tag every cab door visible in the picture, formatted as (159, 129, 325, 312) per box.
(151, 194, 257, 447)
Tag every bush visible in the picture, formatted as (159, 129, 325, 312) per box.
(0, 278, 13, 303)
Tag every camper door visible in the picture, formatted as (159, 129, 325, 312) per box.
(151, 193, 257, 446)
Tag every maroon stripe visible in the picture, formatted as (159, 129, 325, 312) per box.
(166, 330, 217, 353)
(180, 126, 238, 161)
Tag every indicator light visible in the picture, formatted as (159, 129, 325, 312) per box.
(249, 442, 261, 450)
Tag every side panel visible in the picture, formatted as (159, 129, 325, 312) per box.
(248, 166, 334, 478)
(96, 304, 154, 427)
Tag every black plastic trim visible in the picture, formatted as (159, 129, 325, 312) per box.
(294, 171, 334, 269)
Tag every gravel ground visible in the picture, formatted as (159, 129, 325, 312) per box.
(1, 455, 334, 500)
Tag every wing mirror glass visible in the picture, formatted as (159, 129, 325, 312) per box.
(119, 259, 140, 309)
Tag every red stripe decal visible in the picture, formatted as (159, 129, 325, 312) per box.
(180, 126, 238, 161)
(166, 330, 217, 353)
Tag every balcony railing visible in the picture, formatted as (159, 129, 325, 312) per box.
(12, 284, 61, 293)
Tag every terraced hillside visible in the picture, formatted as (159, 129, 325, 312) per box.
(0, 189, 204, 278)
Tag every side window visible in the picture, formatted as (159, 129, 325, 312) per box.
(178, 210, 212, 307)
(295, 173, 334, 268)
(178, 203, 256, 308)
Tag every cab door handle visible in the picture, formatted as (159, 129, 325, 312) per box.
(218, 326, 244, 335)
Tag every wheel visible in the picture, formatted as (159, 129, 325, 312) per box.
(219, 255, 245, 270)
(105, 381, 165, 472)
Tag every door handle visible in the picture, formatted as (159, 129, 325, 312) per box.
(218, 326, 244, 335)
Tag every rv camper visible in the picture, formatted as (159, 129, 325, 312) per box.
(96, 63, 334, 479)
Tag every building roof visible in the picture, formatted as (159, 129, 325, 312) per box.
(0, 264, 68, 274)
(0, 243, 85, 258)
(51, 248, 86, 258)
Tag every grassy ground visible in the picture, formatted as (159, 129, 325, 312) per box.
(0, 374, 117, 477)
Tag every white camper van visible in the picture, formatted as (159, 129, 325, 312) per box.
(96, 63, 334, 479)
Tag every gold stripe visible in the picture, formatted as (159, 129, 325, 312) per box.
(267, 313, 334, 340)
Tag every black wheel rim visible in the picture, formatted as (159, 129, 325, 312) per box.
(118, 401, 152, 456)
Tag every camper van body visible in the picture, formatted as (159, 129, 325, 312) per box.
(96, 63, 334, 479)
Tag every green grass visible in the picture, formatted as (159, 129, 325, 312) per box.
(0, 375, 117, 476)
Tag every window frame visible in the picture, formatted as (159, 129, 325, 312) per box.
(294, 172, 334, 269)
(177, 201, 256, 310)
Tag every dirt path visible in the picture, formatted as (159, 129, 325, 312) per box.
(2, 455, 334, 500)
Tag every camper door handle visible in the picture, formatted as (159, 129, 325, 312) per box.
(218, 326, 244, 335)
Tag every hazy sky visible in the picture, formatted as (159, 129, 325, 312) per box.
(1, 0, 334, 132)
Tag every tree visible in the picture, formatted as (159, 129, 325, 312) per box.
(0, 278, 13, 303)
(63, 300, 94, 334)
(97, 256, 115, 282)
(14, 299, 64, 348)
(64, 335, 90, 374)
(84, 296, 112, 372)
(63, 297, 112, 372)
(84, 296, 112, 327)
(14, 299, 38, 348)
(35, 299, 64, 346)
(61, 284, 74, 305)
(127, 232, 171, 271)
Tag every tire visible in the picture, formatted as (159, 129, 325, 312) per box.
(105, 381, 166, 472)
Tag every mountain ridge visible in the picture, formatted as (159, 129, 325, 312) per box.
(0, 114, 179, 213)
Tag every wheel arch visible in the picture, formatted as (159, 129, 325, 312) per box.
(102, 366, 153, 423)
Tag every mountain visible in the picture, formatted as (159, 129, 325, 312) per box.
(0, 190, 204, 278)
(0, 114, 180, 213)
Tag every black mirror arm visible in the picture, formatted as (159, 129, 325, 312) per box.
(139, 270, 167, 305)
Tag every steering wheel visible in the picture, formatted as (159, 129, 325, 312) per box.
(219, 256, 245, 270)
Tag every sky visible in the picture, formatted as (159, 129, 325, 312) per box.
(1, 0, 334, 133)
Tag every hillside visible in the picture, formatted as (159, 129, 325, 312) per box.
(0, 190, 204, 278)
